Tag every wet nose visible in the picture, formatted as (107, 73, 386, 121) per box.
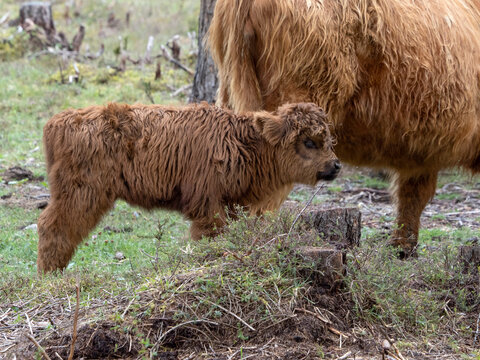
(334, 160, 341, 171)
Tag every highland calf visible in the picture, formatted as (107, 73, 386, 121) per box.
(37, 102, 340, 273)
(208, 0, 480, 254)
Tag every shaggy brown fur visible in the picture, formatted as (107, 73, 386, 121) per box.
(208, 0, 480, 253)
(37, 102, 340, 273)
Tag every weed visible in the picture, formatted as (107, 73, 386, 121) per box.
(345, 231, 480, 341)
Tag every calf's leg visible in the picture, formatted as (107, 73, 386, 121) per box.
(37, 186, 114, 273)
(390, 171, 438, 255)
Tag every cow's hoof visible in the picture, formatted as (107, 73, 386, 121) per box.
(388, 237, 418, 259)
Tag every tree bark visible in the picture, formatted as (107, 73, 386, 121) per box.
(189, 0, 218, 104)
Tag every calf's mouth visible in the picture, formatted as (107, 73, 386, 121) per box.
(316, 160, 341, 181)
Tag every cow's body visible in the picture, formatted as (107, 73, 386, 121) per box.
(208, 0, 480, 252)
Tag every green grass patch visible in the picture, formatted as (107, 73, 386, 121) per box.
(346, 232, 480, 338)
(0, 198, 189, 294)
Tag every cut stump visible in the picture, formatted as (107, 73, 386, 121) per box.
(458, 245, 480, 273)
(281, 202, 362, 249)
(282, 204, 362, 289)
(20, 2, 56, 39)
(301, 207, 361, 249)
(297, 246, 344, 288)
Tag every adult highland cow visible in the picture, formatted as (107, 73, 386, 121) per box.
(208, 0, 480, 254)
(37, 102, 340, 273)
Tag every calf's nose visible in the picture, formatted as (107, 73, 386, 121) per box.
(334, 160, 341, 170)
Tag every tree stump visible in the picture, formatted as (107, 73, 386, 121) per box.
(300, 207, 362, 249)
(280, 205, 362, 289)
(297, 246, 344, 289)
(458, 245, 480, 273)
(20, 2, 56, 40)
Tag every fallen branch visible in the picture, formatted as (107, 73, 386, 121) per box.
(26, 334, 52, 360)
(159, 45, 194, 75)
(202, 298, 256, 331)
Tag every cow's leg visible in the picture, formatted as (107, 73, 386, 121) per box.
(37, 186, 114, 273)
(390, 171, 438, 255)
(190, 216, 226, 240)
(189, 206, 229, 240)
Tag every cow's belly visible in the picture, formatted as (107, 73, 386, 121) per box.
(332, 113, 480, 173)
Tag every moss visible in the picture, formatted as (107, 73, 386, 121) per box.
(47, 63, 95, 84)
(0, 28, 30, 61)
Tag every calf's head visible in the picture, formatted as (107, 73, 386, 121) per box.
(254, 103, 341, 185)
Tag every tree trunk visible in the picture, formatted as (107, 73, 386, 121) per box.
(189, 0, 218, 104)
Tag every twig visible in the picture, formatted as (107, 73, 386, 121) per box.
(261, 315, 297, 332)
(443, 209, 480, 216)
(288, 185, 324, 237)
(25, 312, 34, 335)
(257, 233, 287, 250)
(294, 308, 348, 338)
(474, 311, 480, 345)
(391, 343, 406, 360)
(144, 35, 154, 64)
(121, 296, 136, 319)
(58, 59, 65, 84)
(171, 84, 193, 97)
(0, 12, 10, 26)
(67, 282, 80, 360)
(139, 248, 158, 260)
(0, 344, 15, 354)
(142, 81, 155, 104)
(336, 351, 352, 360)
(26, 334, 52, 360)
(157, 319, 219, 344)
(202, 298, 256, 331)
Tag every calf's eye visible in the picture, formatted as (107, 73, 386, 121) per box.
(303, 138, 317, 149)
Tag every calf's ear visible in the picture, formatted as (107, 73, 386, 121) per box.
(253, 112, 285, 146)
